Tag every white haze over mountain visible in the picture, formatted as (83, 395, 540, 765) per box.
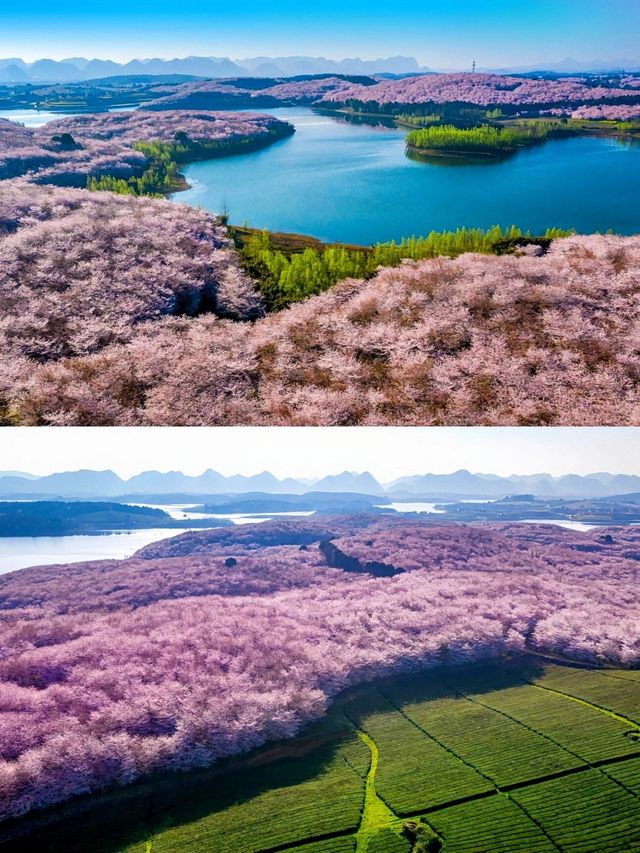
(1, 55, 638, 83)
(1, 469, 640, 500)
(0, 55, 426, 83)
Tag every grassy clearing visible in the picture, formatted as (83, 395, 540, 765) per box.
(355, 729, 399, 853)
(5, 660, 640, 853)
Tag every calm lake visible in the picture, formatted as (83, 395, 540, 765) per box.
(4, 106, 639, 243)
(0, 106, 137, 127)
(0, 529, 197, 574)
(0, 108, 80, 127)
(177, 107, 640, 244)
(0, 504, 315, 574)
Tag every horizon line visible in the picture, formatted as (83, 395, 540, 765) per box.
(2, 54, 640, 70)
(2, 467, 637, 483)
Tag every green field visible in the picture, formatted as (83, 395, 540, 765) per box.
(3, 658, 640, 853)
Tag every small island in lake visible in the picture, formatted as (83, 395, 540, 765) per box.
(406, 122, 552, 160)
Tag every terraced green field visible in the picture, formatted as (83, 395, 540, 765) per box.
(511, 770, 640, 852)
(3, 658, 640, 853)
(384, 675, 581, 786)
(427, 794, 558, 852)
(344, 689, 493, 813)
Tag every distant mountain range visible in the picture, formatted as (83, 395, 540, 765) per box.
(0, 55, 426, 83)
(481, 57, 640, 74)
(0, 55, 638, 84)
(2, 469, 640, 500)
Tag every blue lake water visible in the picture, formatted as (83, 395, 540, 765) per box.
(177, 108, 640, 244)
(4, 106, 639, 242)
(0, 108, 80, 127)
(0, 529, 199, 574)
(0, 504, 315, 573)
(0, 106, 137, 127)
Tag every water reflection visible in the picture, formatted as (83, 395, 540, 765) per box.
(405, 148, 512, 167)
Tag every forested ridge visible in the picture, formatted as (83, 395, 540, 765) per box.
(236, 225, 570, 309)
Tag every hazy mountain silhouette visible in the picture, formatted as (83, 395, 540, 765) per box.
(1, 468, 640, 499)
(484, 57, 640, 74)
(386, 470, 640, 498)
(0, 55, 426, 82)
(311, 471, 385, 495)
(0, 55, 637, 83)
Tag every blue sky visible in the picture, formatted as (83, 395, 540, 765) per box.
(3, 428, 639, 479)
(2, 0, 639, 66)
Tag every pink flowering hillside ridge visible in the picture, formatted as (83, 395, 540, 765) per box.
(320, 72, 640, 110)
(8, 233, 640, 426)
(0, 117, 146, 185)
(0, 182, 261, 398)
(142, 72, 640, 115)
(0, 517, 639, 821)
(0, 110, 292, 186)
(142, 76, 359, 109)
(569, 103, 640, 120)
(44, 109, 289, 146)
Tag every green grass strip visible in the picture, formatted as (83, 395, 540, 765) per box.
(354, 730, 401, 852)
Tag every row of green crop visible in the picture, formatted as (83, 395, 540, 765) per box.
(449, 664, 639, 765)
(238, 226, 572, 311)
(134, 738, 366, 853)
(528, 664, 640, 727)
(280, 837, 357, 853)
(428, 794, 557, 853)
(344, 689, 492, 815)
(511, 769, 640, 851)
(606, 756, 640, 795)
(365, 828, 411, 852)
(426, 759, 640, 853)
(397, 688, 580, 787)
(8, 721, 368, 853)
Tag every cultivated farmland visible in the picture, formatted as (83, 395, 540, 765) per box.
(4, 660, 640, 852)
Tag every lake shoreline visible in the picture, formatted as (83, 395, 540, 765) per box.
(175, 108, 640, 243)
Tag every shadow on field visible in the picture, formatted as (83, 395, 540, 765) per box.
(0, 726, 354, 853)
(0, 657, 544, 853)
(343, 656, 546, 724)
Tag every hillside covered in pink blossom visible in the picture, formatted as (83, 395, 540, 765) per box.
(0, 182, 260, 390)
(0, 110, 293, 186)
(144, 76, 361, 110)
(5, 230, 639, 425)
(320, 72, 640, 119)
(0, 517, 638, 821)
(140, 72, 640, 120)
